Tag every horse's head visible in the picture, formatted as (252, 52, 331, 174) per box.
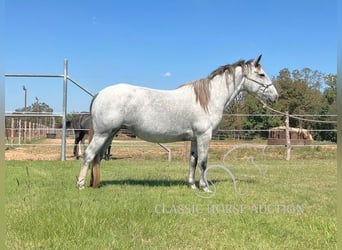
(242, 55, 278, 103)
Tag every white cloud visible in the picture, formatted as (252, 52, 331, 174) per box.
(162, 72, 172, 78)
(91, 16, 97, 25)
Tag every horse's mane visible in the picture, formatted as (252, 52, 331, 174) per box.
(208, 59, 253, 80)
(181, 59, 254, 112)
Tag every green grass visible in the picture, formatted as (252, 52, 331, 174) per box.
(5, 148, 336, 249)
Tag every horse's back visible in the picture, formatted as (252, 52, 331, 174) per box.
(90, 83, 199, 141)
(92, 83, 191, 116)
(72, 113, 91, 130)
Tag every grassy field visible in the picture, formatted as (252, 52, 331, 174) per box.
(5, 146, 336, 249)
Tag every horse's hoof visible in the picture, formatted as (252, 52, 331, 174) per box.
(202, 186, 211, 193)
(77, 182, 85, 190)
(76, 178, 85, 190)
(189, 183, 197, 190)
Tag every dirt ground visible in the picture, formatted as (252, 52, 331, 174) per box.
(4, 138, 188, 161)
(5, 138, 73, 161)
(5, 137, 240, 161)
(5, 137, 337, 161)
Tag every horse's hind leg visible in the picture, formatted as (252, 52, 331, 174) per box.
(188, 140, 198, 189)
(76, 133, 109, 189)
(74, 132, 85, 160)
(103, 133, 115, 160)
(104, 145, 112, 160)
(196, 131, 212, 192)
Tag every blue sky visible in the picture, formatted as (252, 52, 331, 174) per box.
(5, 0, 336, 112)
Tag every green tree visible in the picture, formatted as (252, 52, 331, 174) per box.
(273, 68, 324, 127)
(14, 101, 54, 127)
(15, 101, 53, 113)
(218, 68, 336, 142)
(315, 74, 337, 142)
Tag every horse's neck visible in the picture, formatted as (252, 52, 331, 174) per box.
(209, 70, 244, 112)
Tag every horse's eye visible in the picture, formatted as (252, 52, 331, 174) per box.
(255, 71, 265, 77)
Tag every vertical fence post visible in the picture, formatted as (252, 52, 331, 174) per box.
(18, 119, 21, 145)
(38, 123, 41, 138)
(285, 111, 291, 161)
(10, 118, 14, 145)
(28, 122, 31, 141)
(61, 59, 68, 161)
(24, 120, 27, 143)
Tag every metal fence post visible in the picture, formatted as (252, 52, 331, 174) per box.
(285, 111, 291, 161)
(61, 59, 68, 161)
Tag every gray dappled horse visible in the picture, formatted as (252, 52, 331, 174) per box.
(77, 55, 278, 191)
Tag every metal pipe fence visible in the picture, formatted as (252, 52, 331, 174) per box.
(6, 115, 336, 142)
(5, 60, 94, 161)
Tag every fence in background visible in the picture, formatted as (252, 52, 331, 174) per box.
(4, 113, 337, 161)
(5, 112, 63, 146)
(5, 60, 94, 161)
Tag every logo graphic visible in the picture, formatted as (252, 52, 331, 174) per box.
(194, 144, 268, 199)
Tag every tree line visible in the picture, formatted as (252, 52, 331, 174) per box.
(221, 68, 337, 142)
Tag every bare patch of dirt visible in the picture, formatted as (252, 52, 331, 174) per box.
(5, 138, 190, 161)
(6, 138, 334, 161)
(5, 138, 74, 161)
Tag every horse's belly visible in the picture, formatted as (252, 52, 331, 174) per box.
(129, 126, 194, 143)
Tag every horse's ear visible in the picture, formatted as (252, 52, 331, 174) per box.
(254, 54, 262, 67)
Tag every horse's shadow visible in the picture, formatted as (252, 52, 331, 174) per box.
(71, 156, 128, 161)
(99, 179, 187, 188)
(98, 178, 255, 188)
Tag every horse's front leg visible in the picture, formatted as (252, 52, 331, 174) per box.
(77, 155, 92, 189)
(73, 139, 79, 159)
(188, 140, 198, 189)
(196, 131, 212, 192)
(73, 132, 80, 159)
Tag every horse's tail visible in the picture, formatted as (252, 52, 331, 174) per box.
(89, 115, 100, 188)
(88, 115, 94, 142)
(89, 94, 101, 188)
(88, 93, 97, 143)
